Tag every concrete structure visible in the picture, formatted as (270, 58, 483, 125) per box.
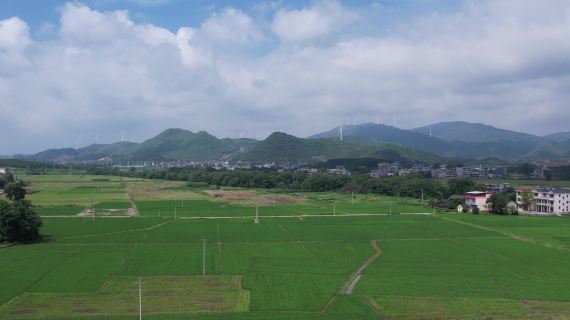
(0, 167, 5, 175)
(464, 191, 492, 212)
(484, 183, 512, 193)
(516, 187, 570, 214)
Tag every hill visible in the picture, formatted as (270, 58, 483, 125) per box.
(239, 132, 445, 163)
(544, 132, 570, 143)
(413, 121, 544, 143)
(128, 129, 237, 160)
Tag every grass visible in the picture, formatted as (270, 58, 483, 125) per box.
(0, 175, 569, 319)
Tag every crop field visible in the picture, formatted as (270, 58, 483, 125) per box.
(0, 175, 569, 319)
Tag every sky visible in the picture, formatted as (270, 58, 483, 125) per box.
(1, 0, 569, 154)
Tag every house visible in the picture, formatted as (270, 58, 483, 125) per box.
(484, 183, 512, 193)
(464, 191, 492, 212)
(0, 167, 6, 175)
(516, 187, 570, 214)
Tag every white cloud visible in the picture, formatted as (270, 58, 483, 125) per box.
(271, 0, 357, 43)
(2, 0, 570, 153)
(0, 17, 30, 51)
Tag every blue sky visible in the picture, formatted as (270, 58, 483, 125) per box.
(0, 0, 462, 33)
(1, 0, 569, 154)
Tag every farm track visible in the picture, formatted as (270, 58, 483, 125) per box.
(125, 192, 140, 217)
(55, 220, 173, 241)
(40, 212, 435, 219)
(339, 240, 382, 295)
(97, 243, 139, 293)
(439, 216, 569, 252)
(363, 296, 384, 319)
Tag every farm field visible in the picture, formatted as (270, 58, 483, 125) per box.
(0, 175, 569, 319)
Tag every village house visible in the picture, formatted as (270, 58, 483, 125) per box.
(462, 191, 492, 212)
(516, 187, 570, 214)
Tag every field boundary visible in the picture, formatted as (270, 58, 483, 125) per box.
(56, 220, 172, 241)
(278, 223, 317, 258)
(339, 240, 382, 295)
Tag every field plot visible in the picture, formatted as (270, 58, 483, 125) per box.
(0, 275, 248, 319)
(0, 175, 568, 319)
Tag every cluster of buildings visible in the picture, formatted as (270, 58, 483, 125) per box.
(457, 182, 570, 215)
(368, 162, 509, 179)
(530, 160, 570, 179)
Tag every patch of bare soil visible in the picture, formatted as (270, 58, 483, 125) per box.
(205, 190, 302, 205)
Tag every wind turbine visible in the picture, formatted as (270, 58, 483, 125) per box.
(338, 122, 344, 141)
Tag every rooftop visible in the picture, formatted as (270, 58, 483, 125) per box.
(534, 187, 570, 194)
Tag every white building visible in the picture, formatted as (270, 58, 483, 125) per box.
(0, 167, 6, 175)
(516, 187, 570, 214)
(464, 191, 492, 212)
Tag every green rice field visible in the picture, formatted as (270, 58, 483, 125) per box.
(0, 175, 569, 319)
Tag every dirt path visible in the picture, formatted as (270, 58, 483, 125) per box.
(339, 240, 382, 295)
(439, 216, 569, 252)
(126, 192, 140, 217)
(217, 223, 224, 273)
(57, 220, 172, 241)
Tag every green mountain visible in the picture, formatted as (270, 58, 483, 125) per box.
(544, 132, 570, 143)
(311, 122, 568, 160)
(22, 129, 255, 162)
(21, 142, 137, 162)
(27, 148, 77, 162)
(75, 142, 138, 160)
(128, 129, 233, 160)
(413, 121, 544, 143)
(311, 123, 451, 154)
(239, 132, 444, 163)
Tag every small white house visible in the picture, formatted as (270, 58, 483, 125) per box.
(464, 191, 492, 212)
(0, 167, 6, 175)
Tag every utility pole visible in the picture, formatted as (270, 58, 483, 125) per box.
(90, 194, 94, 222)
(351, 191, 354, 206)
(254, 204, 259, 224)
(421, 189, 424, 206)
(333, 203, 336, 216)
(202, 236, 206, 276)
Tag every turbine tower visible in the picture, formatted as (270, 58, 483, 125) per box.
(338, 122, 344, 141)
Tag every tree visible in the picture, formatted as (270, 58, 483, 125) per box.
(448, 178, 476, 196)
(0, 199, 42, 243)
(487, 193, 509, 215)
(0, 171, 14, 190)
(520, 190, 535, 212)
(4, 182, 27, 201)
